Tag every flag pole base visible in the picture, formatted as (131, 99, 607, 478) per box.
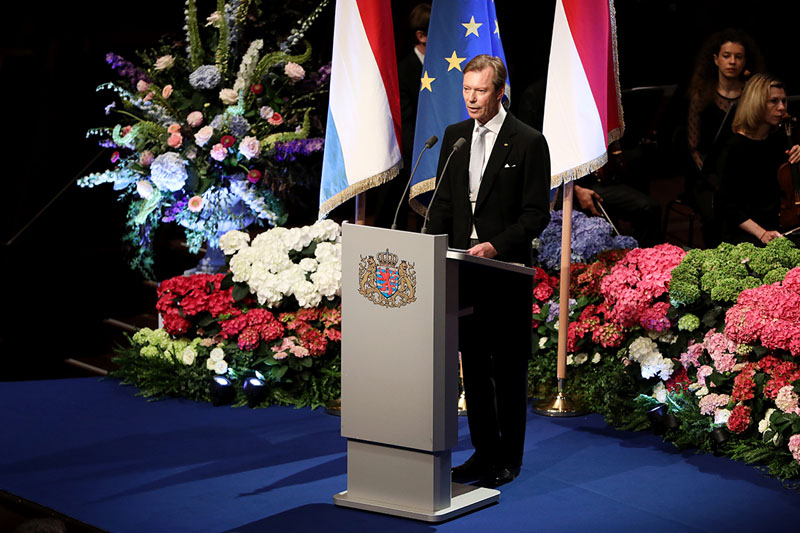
(531, 379, 586, 417)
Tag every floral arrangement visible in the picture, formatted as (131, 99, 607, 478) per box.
(534, 210, 637, 270)
(600, 243, 685, 330)
(669, 239, 800, 307)
(530, 237, 800, 479)
(111, 220, 343, 408)
(78, 0, 331, 276)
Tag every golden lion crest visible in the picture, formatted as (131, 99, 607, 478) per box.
(358, 249, 417, 308)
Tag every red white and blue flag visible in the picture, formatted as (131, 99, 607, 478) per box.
(318, 0, 402, 218)
(544, 0, 624, 188)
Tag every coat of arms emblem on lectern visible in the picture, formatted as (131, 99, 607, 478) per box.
(358, 249, 417, 308)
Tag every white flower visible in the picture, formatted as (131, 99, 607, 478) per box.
(154, 54, 175, 70)
(213, 360, 228, 375)
(652, 381, 667, 403)
(194, 125, 214, 147)
(574, 352, 588, 365)
(311, 262, 341, 298)
(206, 10, 222, 27)
(206, 358, 216, 370)
(281, 227, 313, 251)
(260, 106, 275, 120)
(219, 230, 251, 255)
(695, 385, 709, 397)
(136, 180, 154, 199)
(591, 352, 601, 364)
(539, 337, 548, 349)
(567, 354, 575, 366)
(299, 257, 318, 272)
(758, 408, 776, 434)
(714, 408, 731, 425)
(238, 136, 261, 160)
(182, 346, 197, 365)
(284, 61, 305, 81)
(219, 88, 239, 105)
(210, 347, 225, 361)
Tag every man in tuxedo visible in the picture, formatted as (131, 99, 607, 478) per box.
(427, 55, 551, 487)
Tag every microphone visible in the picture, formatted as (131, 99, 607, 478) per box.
(391, 135, 438, 230)
(421, 137, 467, 234)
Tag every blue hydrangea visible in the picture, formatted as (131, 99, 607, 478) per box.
(150, 152, 188, 192)
(211, 114, 225, 130)
(535, 209, 638, 270)
(189, 65, 222, 89)
(229, 115, 251, 137)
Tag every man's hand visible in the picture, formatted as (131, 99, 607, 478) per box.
(467, 241, 497, 258)
(574, 185, 602, 216)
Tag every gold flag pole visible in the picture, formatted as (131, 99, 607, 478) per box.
(533, 181, 584, 416)
(457, 352, 467, 416)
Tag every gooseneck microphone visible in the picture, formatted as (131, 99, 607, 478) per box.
(391, 135, 438, 230)
(420, 137, 467, 234)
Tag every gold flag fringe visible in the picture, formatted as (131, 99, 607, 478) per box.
(549, 151, 608, 190)
(608, 0, 625, 140)
(408, 176, 436, 216)
(318, 162, 401, 219)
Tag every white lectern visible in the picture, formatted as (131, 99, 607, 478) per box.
(333, 223, 533, 521)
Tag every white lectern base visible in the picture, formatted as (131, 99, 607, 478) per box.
(333, 482, 500, 522)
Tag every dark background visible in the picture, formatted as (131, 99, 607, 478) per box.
(3, 0, 800, 379)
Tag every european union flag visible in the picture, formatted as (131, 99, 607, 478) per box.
(408, 0, 509, 214)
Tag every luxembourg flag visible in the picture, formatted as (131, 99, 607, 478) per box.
(318, 0, 402, 218)
(544, 0, 624, 189)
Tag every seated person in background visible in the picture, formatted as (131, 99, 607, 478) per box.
(717, 73, 800, 245)
(686, 29, 764, 247)
(566, 143, 663, 248)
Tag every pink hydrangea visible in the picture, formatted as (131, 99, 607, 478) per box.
(789, 434, 800, 464)
(600, 244, 685, 329)
(775, 385, 800, 415)
(698, 393, 731, 416)
(725, 272, 800, 356)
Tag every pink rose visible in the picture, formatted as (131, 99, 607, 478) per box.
(167, 132, 183, 148)
(167, 123, 181, 134)
(210, 143, 227, 161)
(219, 88, 238, 105)
(194, 126, 214, 147)
(136, 80, 149, 92)
(187, 111, 204, 128)
(139, 150, 154, 167)
(238, 136, 260, 160)
(154, 55, 175, 70)
(268, 112, 283, 126)
(187, 195, 204, 212)
(161, 84, 173, 99)
(284, 62, 305, 81)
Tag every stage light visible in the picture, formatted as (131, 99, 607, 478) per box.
(243, 377, 268, 408)
(210, 376, 236, 406)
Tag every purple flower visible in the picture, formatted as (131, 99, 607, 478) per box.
(105, 52, 149, 87)
(274, 138, 325, 162)
(229, 115, 251, 137)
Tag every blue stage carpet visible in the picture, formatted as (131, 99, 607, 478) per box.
(1, 378, 797, 532)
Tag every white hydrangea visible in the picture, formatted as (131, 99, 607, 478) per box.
(714, 409, 731, 425)
(209, 347, 225, 361)
(182, 346, 197, 365)
(652, 381, 667, 403)
(219, 229, 251, 255)
(281, 226, 313, 252)
(299, 257, 318, 272)
(311, 261, 342, 299)
(213, 360, 228, 375)
(628, 336, 674, 381)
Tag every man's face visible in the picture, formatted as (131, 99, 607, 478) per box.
(463, 67, 503, 124)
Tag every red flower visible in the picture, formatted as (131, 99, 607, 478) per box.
(731, 364, 756, 402)
(727, 404, 751, 434)
(221, 135, 236, 148)
(665, 366, 690, 393)
(250, 83, 264, 95)
(110, 151, 120, 163)
(247, 169, 262, 183)
(533, 282, 553, 302)
(268, 112, 283, 126)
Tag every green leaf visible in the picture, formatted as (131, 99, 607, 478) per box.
(301, 357, 313, 368)
(232, 283, 250, 302)
(271, 365, 288, 380)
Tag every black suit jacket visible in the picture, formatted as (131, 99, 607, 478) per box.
(427, 113, 551, 266)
